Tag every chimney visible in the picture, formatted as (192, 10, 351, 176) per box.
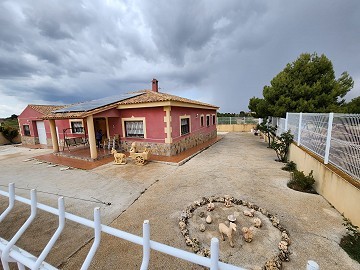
(152, 78, 158, 92)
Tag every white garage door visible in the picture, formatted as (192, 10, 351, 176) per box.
(36, 121, 47, 145)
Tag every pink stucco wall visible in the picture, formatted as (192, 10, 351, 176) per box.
(119, 107, 166, 143)
(18, 106, 87, 143)
(18, 106, 43, 137)
(170, 106, 217, 143)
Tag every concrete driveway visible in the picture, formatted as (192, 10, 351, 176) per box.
(0, 134, 359, 269)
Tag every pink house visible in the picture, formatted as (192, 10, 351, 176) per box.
(18, 79, 219, 159)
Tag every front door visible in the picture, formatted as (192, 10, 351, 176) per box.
(36, 121, 47, 145)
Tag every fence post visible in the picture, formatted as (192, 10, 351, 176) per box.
(324, 113, 334, 164)
(285, 113, 288, 131)
(297, 112, 302, 146)
(140, 220, 151, 270)
(210, 238, 219, 270)
(229, 117, 232, 125)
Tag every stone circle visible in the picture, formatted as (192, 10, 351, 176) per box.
(179, 196, 291, 269)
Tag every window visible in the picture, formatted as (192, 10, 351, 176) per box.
(206, 115, 210, 127)
(181, 118, 190, 135)
(125, 121, 144, 138)
(71, 121, 83, 134)
(23, 125, 30, 136)
(212, 115, 216, 125)
(200, 115, 204, 127)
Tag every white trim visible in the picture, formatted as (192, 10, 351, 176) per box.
(121, 117, 147, 139)
(206, 114, 210, 127)
(200, 114, 204, 127)
(212, 114, 216, 125)
(180, 115, 191, 136)
(69, 119, 84, 134)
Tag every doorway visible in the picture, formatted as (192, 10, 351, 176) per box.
(94, 118, 107, 143)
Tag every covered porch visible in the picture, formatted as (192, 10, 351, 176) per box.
(48, 114, 119, 161)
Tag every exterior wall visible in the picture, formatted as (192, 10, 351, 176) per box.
(289, 143, 360, 227)
(120, 129, 217, 156)
(119, 106, 218, 156)
(170, 106, 216, 142)
(217, 124, 256, 132)
(18, 105, 87, 146)
(119, 107, 166, 143)
(18, 106, 43, 142)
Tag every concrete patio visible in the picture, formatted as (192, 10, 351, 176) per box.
(0, 133, 358, 269)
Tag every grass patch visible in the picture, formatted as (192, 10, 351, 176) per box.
(340, 217, 360, 263)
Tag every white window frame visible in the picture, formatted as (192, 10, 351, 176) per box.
(122, 117, 147, 139)
(180, 115, 191, 136)
(23, 124, 31, 136)
(212, 114, 216, 125)
(200, 114, 204, 127)
(206, 114, 210, 127)
(69, 119, 84, 134)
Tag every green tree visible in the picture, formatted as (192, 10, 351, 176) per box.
(345, 96, 360, 113)
(249, 53, 354, 117)
(248, 97, 270, 118)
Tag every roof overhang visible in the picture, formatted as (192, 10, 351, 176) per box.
(118, 101, 219, 110)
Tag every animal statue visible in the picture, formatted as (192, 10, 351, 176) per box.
(111, 148, 127, 165)
(130, 142, 137, 153)
(253, 217, 262, 228)
(242, 227, 254, 243)
(243, 209, 255, 217)
(218, 222, 237, 247)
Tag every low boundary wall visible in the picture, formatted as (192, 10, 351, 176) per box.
(217, 124, 256, 132)
(289, 143, 360, 227)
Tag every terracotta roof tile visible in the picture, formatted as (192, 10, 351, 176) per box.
(119, 90, 219, 108)
(29, 104, 68, 115)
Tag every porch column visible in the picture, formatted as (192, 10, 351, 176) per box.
(86, 115, 98, 159)
(105, 117, 110, 139)
(163, 106, 172, 143)
(49, 119, 59, 153)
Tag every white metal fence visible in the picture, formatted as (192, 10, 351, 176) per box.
(0, 183, 244, 270)
(217, 117, 259, 125)
(269, 113, 360, 182)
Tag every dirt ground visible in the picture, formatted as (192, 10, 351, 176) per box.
(0, 133, 359, 270)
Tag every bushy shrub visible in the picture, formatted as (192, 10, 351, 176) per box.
(271, 130, 294, 162)
(287, 170, 315, 193)
(1, 125, 19, 143)
(340, 217, 360, 263)
(282, 161, 297, 171)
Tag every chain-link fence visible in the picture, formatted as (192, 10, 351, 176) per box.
(269, 113, 360, 182)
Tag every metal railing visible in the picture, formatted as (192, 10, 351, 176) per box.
(269, 113, 360, 181)
(0, 183, 244, 270)
(217, 117, 259, 125)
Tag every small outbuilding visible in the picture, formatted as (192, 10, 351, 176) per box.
(18, 79, 219, 159)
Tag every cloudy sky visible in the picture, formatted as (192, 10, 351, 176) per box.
(0, 0, 359, 117)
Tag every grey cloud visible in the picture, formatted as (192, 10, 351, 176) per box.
(0, 0, 359, 117)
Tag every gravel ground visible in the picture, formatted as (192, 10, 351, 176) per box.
(0, 133, 359, 270)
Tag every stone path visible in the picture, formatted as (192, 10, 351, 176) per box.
(0, 133, 359, 269)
